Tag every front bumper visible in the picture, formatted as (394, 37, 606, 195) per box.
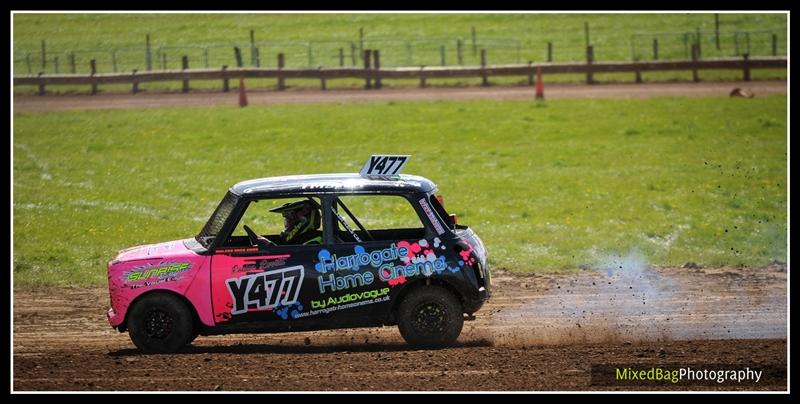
(463, 286, 490, 314)
(107, 307, 122, 329)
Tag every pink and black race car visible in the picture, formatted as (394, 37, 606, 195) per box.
(107, 156, 490, 353)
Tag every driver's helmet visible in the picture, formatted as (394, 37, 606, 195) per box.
(269, 200, 321, 243)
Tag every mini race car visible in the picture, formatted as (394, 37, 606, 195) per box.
(107, 155, 490, 353)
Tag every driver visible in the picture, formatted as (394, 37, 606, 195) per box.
(269, 200, 322, 245)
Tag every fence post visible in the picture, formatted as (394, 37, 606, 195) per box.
(146, 34, 152, 71)
(480, 49, 488, 86)
(320, 67, 326, 90)
(37, 72, 45, 96)
(419, 66, 426, 88)
(457, 39, 463, 65)
(374, 50, 382, 89)
(90, 59, 98, 95)
(359, 28, 364, 61)
(221, 65, 229, 92)
(527, 61, 534, 86)
(440, 45, 446, 66)
(584, 22, 590, 47)
(69, 53, 76, 74)
(132, 69, 139, 94)
(112, 50, 118, 73)
(25, 53, 32, 74)
(339, 48, 345, 67)
(53, 56, 59, 74)
(41, 40, 46, 70)
(586, 45, 595, 84)
(691, 44, 700, 82)
(772, 33, 778, 56)
(745, 32, 751, 55)
(363, 49, 372, 89)
(472, 26, 477, 56)
(254, 47, 260, 68)
(547, 42, 552, 63)
(250, 29, 256, 66)
(696, 27, 702, 59)
(653, 38, 659, 60)
(204, 48, 210, 68)
(182, 55, 190, 93)
(634, 59, 642, 83)
(234, 47, 243, 68)
(715, 14, 720, 50)
(742, 53, 751, 81)
(277, 53, 285, 90)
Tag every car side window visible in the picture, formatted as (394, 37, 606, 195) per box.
(333, 195, 426, 243)
(227, 197, 323, 247)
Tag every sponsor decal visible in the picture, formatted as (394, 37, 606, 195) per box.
(297, 287, 391, 318)
(377, 256, 448, 283)
(418, 198, 446, 235)
(315, 244, 407, 273)
(313, 241, 459, 293)
(275, 302, 304, 320)
(226, 265, 305, 315)
(216, 247, 259, 254)
(123, 262, 192, 288)
(397, 239, 462, 278)
(314, 244, 408, 293)
(231, 255, 291, 273)
(311, 287, 390, 310)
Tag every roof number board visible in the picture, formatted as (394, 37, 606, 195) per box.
(359, 155, 410, 177)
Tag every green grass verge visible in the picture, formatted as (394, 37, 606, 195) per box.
(13, 96, 787, 286)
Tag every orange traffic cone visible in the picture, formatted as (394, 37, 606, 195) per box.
(238, 76, 248, 107)
(535, 65, 544, 100)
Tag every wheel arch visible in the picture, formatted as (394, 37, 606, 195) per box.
(121, 289, 201, 334)
(388, 277, 465, 324)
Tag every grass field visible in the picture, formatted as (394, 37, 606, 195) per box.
(13, 96, 787, 286)
(13, 13, 787, 74)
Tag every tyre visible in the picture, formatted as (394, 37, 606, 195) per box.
(186, 331, 200, 346)
(127, 293, 194, 354)
(397, 286, 464, 348)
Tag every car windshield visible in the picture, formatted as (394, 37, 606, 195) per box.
(196, 191, 239, 247)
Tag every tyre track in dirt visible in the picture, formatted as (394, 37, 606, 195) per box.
(13, 80, 787, 113)
(13, 265, 787, 391)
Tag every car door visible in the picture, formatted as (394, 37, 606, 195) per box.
(209, 197, 324, 327)
(314, 194, 430, 325)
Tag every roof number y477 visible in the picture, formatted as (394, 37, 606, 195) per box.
(360, 155, 410, 177)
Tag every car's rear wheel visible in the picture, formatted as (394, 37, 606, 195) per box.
(128, 293, 194, 354)
(397, 286, 463, 348)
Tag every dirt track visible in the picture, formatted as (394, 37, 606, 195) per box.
(13, 80, 787, 112)
(13, 265, 787, 391)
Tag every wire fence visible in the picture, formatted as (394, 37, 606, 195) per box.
(630, 29, 786, 61)
(13, 29, 786, 75)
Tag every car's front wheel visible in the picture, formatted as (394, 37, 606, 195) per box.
(127, 293, 194, 354)
(397, 285, 464, 348)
